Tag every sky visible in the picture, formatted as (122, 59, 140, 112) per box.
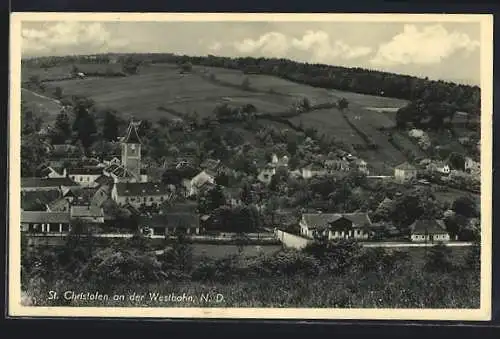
(20, 20, 481, 85)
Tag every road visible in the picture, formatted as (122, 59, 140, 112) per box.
(361, 241, 474, 248)
(25, 232, 277, 241)
(21, 88, 62, 105)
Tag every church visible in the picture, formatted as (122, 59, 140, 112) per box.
(103, 121, 148, 184)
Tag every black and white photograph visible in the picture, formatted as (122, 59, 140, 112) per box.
(8, 13, 493, 320)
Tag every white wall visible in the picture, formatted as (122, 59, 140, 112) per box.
(275, 229, 313, 250)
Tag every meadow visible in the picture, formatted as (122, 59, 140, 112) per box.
(21, 61, 419, 171)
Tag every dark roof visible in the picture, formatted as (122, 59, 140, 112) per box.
(51, 144, 81, 155)
(47, 198, 70, 212)
(302, 213, 372, 229)
(62, 187, 99, 203)
(94, 175, 115, 187)
(410, 219, 449, 235)
(21, 190, 61, 211)
(70, 205, 104, 218)
(21, 177, 78, 188)
(21, 211, 70, 224)
(395, 162, 417, 171)
(160, 201, 198, 213)
(122, 122, 142, 144)
(137, 213, 200, 229)
(67, 167, 104, 175)
(115, 182, 174, 197)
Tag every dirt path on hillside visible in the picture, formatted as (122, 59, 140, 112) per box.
(22, 88, 62, 105)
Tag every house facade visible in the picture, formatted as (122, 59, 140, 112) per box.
(138, 213, 200, 236)
(299, 213, 374, 240)
(301, 164, 327, 179)
(21, 211, 71, 233)
(427, 161, 451, 175)
(394, 162, 418, 183)
(68, 167, 104, 187)
(111, 182, 175, 207)
(21, 177, 79, 192)
(409, 219, 450, 242)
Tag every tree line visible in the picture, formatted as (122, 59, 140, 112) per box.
(23, 53, 480, 116)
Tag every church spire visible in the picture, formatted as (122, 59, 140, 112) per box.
(123, 120, 141, 144)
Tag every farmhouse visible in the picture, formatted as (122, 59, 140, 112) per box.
(299, 213, 374, 240)
(353, 159, 369, 174)
(427, 161, 451, 175)
(324, 159, 350, 172)
(67, 167, 104, 187)
(394, 162, 418, 183)
(21, 210, 71, 233)
(111, 182, 175, 207)
(409, 219, 450, 243)
(137, 213, 201, 236)
(21, 177, 78, 192)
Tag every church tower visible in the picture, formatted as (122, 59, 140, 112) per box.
(121, 121, 142, 181)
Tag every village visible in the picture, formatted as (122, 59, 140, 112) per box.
(20, 118, 481, 250)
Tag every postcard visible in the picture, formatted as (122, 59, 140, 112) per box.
(8, 12, 493, 320)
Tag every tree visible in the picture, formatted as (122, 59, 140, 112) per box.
(337, 98, 349, 111)
(180, 62, 193, 73)
(161, 168, 182, 186)
(452, 196, 478, 218)
(241, 77, 251, 90)
(122, 57, 140, 74)
(72, 98, 97, 151)
(301, 97, 311, 111)
(102, 110, 120, 141)
(51, 111, 72, 144)
(21, 135, 48, 177)
(424, 243, 454, 273)
(53, 86, 63, 99)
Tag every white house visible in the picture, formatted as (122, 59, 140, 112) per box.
(394, 162, 418, 183)
(67, 167, 104, 187)
(409, 219, 450, 242)
(299, 213, 374, 240)
(111, 182, 175, 207)
(301, 164, 327, 179)
(186, 170, 216, 196)
(21, 211, 71, 233)
(427, 161, 451, 175)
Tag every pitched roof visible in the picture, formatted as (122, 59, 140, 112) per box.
(302, 213, 372, 229)
(21, 190, 61, 211)
(115, 182, 174, 197)
(122, 122, 142, 144)
(137, 213, 200, 229)
(21, 211, 70, 224)
(94, 174, 115, 187)
(67, 167, 104, 175)
(21, 177, 77, 188)
(70, 205, 104, 218)
(410, 219, 449, 235)
(395, 162, 417, 171)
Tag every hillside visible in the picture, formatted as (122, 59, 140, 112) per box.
(21, 55, 480, 174)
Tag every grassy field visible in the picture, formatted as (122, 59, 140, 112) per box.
(290, 108, 366, 145)
(21, 88, 62, 126)
(22, 62, 417, 170)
